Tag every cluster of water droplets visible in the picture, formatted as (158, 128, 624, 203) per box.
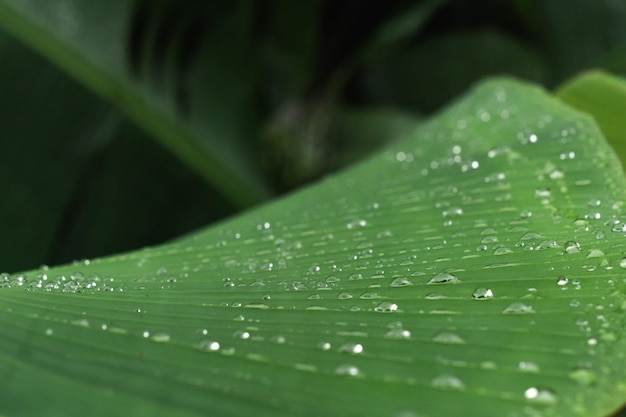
(1, 269, 121, 293)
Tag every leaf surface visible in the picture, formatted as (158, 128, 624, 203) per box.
(2, 78, 626, 417)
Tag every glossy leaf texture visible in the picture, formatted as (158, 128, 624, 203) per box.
(0, 0, 270, 207)
(2, 78, 626, 417)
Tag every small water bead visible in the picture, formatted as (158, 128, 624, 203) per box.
(337, 292, 353, 300)
(520, 232, 542, 241)
(390, 277, 412, 287)
(338, 343, 364, 354)
(503, 302, 535, 314)
(519, 209, 532, 219)
(518, 361, 540, 373)
(557, 277, 568, 286)
(586, 248, 605, 258)
(233, 330, 251, 340)
(360, 292, 379, 299)
(318, 341, 332, 351)
(425, 293, 447, 300)
(480, 236, 498, 244)
(611, 223, 626, 233)
(151, 333, 171, 343)
(245, 303, 270, 309)
(427, 272, 459, 284)
(564, 241, 581, 254)
(588, 199, 602, 207)
(374, 302, 398, 313)
(270, 335, 286, 344)
(493, 246, 513, 256)
(442, 207, 463, 218)
(472, 288, 493, 300)
(569, 368, 597, 386)
(335, 364, 361, 377)
(346, 220, 367, 229)
(549, 169, 564, 180)
(325, 275, 340, 283)
(45, 328, 54, 336)
(71, 318, 89, 328)
(385, 328, 411, 339)
(431, 374, 465, 390)
(524, 387, 557, 405)
(197, 340, 220, 351)
(432, 332, 465, 344)
(536, 240, 558, 250)
(534, 188, 551, 198)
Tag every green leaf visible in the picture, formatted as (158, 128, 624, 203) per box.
(555, 70, 626, 170)
(3, 77, 626, 416)
(0, 0, 270, 207)
(0, 30, 238, 271)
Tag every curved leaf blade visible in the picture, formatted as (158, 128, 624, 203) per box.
(2, 77, 626, 416)
(0, 0, 269, 207)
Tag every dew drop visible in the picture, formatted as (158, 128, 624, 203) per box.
(549, 169, 564, 180)
(503, 302, 535, 314)
(518, 361, 540, 373)
(425, 292, 447, 300)
(318, 341, 332, 351)
(151, 332, 170, 342)
(374, 301, 398, 312)
(493, 246, 513, 256)
(431, 374, 465, 390)
(71, 318, 89, 328)
(557, 277, 568, 286)
(565, 241, 580, 254)
(337, 292, 353, 300)
(338, 342, 364, 354)
(432, 331, 465, 344)
(586, 248, 605, 258)
(360, 292, 379, 299)
(427, 272, 459, 284)
(390, 277, 412, 287)
(619, 258, 626, 269)
(384, 328, 411, 339)
(524, 387, 557, 404)
(442, 207, 463, 218)
(472, 288, 493, 300)
(245, 302, 270, 310)
(233, 330, 250, 340)
(45, 328, 53, 336)
(335, 364, 361, 377)
(568, 368, 597, 386)
(197, 340, 220, 351)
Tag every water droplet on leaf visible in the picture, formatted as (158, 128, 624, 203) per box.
(427, 272, 459, 284)
(472, 288, 493, 300)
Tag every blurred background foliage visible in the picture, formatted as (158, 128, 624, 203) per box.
(1, 0, 625, 273)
